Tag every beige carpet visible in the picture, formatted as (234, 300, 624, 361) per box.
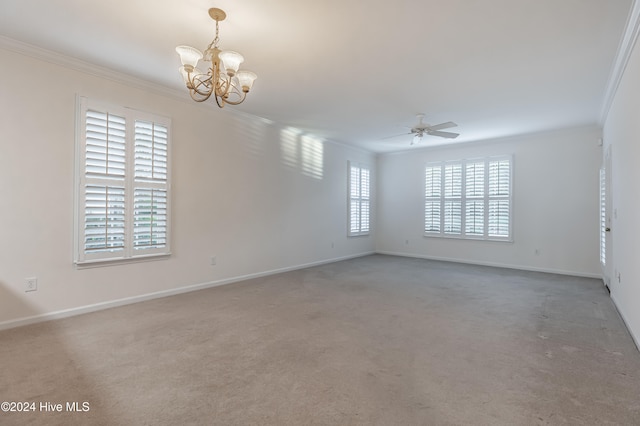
(1, 255, 639, 425)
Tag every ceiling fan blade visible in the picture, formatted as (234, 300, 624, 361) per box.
(379, 132, 412, 140)
(428, 121, 458, 131)
(427, 130, 460, 139)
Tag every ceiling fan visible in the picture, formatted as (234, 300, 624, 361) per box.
(385, 114, 460, 144)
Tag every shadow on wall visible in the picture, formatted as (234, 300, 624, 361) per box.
(231, 112, 273, 159)
(0, 281, 113, 424)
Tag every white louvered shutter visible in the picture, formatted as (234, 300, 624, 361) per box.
(465, 161, 485, 236)
(348, 162, 370, 236)
(133, 189, 168, 249)
(350, 165, 361, 234)
(134, 120, 169, 251)
(82, 109, 127, 257)
(75, 98, 171, 264)
(360, 168, 370, 233)
(425, 165, 442, 233)
(425, 156, 511, 241)
(443, 163, 462, 235)
(488, 159, 511, 238)
(599, 167, 606, 265)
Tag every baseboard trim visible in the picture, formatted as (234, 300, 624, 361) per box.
(375, 251, 602, 279)
(0, 252, 374, 331)
(610, 293, 640, 353)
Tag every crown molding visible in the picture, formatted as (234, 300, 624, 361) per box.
(0, 35, 376, 154)
(0, 35, 258, 127)
(0, 35, 189, 102)
(600, 0, 640, 123)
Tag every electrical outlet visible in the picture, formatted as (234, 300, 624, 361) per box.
(210, 256, 217, 266)
(25, 277, 38, 292)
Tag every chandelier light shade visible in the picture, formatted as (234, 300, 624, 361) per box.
(176, 8, 257, 108)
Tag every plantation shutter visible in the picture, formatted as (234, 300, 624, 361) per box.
(488, 159, 511, 238)
(349, 165, 361, 234)
(599, 167, 606, 265)
(360, 168, 370, 233)
(425, 156, 511, 241)
(348, 162, 370, 236)
(82, 110, 127, 256)
(75, 97, 171, 265)
(443, 163, 462, 234)
(465, 161, 485, 236)
(133, 189, 168, 249)
(425, 165, 442, 233)
(134, 121, 168, 181)
(134, 120, 169, 251)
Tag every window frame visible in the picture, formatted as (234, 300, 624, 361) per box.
(347, 161, 371, 237)
(599, 166, 606, 266)
(74, 97, 172, 266)
(424, 155, 513, 242)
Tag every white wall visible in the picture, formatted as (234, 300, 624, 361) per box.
(0, 42, 609, 330)
(603, 31, 640, 347)
(376, 127, 602, 277)
(0, 47, 375, 327)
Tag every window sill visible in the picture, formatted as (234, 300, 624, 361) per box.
(74, 253, 171, 269)
(348, 233, 371, 238)
(423, 234, 513, 243)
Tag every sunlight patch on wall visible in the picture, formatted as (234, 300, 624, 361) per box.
(279, 127, 324, 180)
(300, 134, 324, 179)
(280, 127, 302, 170)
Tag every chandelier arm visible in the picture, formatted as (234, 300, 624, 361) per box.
(191, 77, 215, 98)
(215, 75, 232, 98)
(189, 77, 214, 102)
(189, 91, 212, 103)
(214, 94, 226, 108)
(220, 81, 247, 105)
(219, 92, 247, 106)
(192, 87, 214, 98)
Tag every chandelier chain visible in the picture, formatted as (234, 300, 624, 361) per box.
(208, 20, 220, 51)
(214, 20, 220, 48)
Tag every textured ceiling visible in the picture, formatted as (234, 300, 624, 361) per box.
(0, 0, 632, 152)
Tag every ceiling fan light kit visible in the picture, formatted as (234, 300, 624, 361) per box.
(176, 7, 257, 108)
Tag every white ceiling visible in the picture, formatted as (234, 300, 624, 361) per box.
(0, 0, 633, 152)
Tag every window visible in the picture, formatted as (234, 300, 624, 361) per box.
(425, 156, 512, 241)
(74, 97, 171, 265)
(348, 162, 370, 236)
(599, 167, 606, 266)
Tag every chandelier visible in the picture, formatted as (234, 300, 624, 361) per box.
(176, 8, 257, 108)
